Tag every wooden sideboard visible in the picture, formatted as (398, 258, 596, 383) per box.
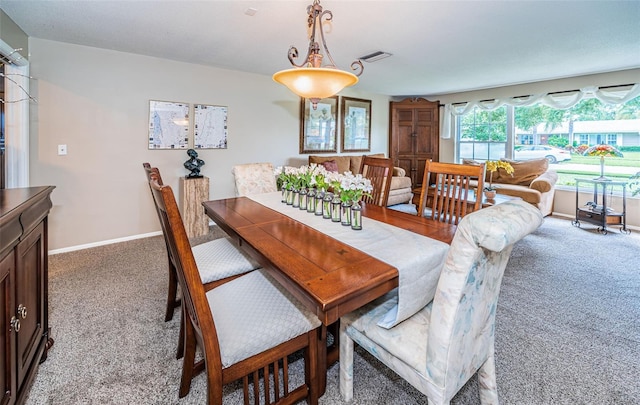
(0, 186, 55, 405)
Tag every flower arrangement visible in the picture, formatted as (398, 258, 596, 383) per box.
(335, 172, 373, 203)
(274, 164, 329, 190)
(484, 160, 514, 191)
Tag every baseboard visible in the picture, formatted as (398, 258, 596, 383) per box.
(50, 220, 219, 255)
(49, 231, 164, 255)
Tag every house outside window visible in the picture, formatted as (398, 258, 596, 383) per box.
(456, 95, 640, 188)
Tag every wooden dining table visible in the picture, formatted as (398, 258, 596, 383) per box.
(202, 194, 456, 394)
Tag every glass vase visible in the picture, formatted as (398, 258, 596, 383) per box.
(299, 188, 308, 210)
(331, 194, 341, 222)
(286, 186, 294, 205)
(292, 188, 300, 208)
(323, 192, 333, 219)
(341, 201, 352, 226)
(281, 184, 288, 203)
(315, 190, 325, 216)
(351, 200, 363, 230)
(307, 188, 316, 213)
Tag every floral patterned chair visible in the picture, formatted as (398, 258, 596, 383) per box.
(339, 200, 543, 404)
(232, 162, 278, 196)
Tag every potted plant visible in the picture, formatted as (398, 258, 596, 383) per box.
(483, 160, 514, 199)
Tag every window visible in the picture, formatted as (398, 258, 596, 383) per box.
(456, 95, 640, 188)
(458, 106, 508, 161)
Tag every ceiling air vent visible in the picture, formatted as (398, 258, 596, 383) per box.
(359, 51, 392, 63)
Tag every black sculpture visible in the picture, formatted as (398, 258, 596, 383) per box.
(184, 148, 205, 178)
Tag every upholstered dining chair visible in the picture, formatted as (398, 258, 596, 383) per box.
(143, 163, 260, 357)
(150, 177, 322, 405)
(417, 160, 486, 224)
(359, 156, 394, 207)
(231, 162, 278, 196)
(339, 200, 542, 404)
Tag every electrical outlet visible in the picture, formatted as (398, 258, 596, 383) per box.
(58, 144, 67, 155)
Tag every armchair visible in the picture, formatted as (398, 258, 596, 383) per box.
(340, 200, 543, 404)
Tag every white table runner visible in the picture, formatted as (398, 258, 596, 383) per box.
(248, 192, 450, 328)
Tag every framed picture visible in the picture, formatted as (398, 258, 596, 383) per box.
(300, 96, 338, 154)
(148, 100, 190, 149)
(194, 104, 228, 149)
(340, 97, 371, 152)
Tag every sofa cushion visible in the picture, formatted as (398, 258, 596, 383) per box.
(390, 176, 412, 190)
(529, 170, 558, 193)
(309, 155, 351, 174)
(498, 158, 549, 186)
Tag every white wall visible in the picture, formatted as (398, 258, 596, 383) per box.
(28, 38, 391, 250)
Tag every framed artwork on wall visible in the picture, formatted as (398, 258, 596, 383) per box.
(148, 100, 190, 149)
(300, 96, 338, 154)
(194, 104, 228, 149)
(340, 97, 371, 152)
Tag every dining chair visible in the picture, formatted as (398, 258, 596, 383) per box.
(339, 200, 543, 404)
(359, 156, 394, 207)
(143, 163, 260, 357)
(150, 177, 322, 405)
(231, 162, 278, 196)
(417, 160, 485, 224)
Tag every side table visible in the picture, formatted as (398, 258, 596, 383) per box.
(571, 178, 629, 235)
(179, 176, 210, 238)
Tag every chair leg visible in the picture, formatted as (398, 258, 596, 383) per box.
(477, 351, 499, 404)
(339, 321, 355, 402)
(176, 306, 185, 360)
(179, 317, 197, 398)
(304, 329, 320, 405)
(165, 259, 180, 322)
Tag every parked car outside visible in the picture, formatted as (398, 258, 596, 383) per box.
(514, 145, 571, 163)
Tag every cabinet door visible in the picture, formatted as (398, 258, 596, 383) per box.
(414, 107, 438, 157)
(15, 223, 45, 386)
(0, 251, 16, 405)
(392, 108, 417, 157)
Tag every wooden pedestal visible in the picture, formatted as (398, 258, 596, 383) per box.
(179, 176, 210, 238)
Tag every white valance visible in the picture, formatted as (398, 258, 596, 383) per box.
(440, 83, 640, 139)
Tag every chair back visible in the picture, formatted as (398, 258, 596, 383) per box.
(149, 177, 225, 381)
(426, 200, 542, 400)
(359, 156, 394, 206)
(417, 160, 485, 224)
(231, 162, 278, 196)
(143, 163, 167, 221)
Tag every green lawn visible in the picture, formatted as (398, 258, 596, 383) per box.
(565, 151, 640, 167)
(553, 151, 640, 187)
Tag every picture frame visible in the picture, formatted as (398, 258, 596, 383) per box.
(300, 96, 338, 154)
(340, 97, 371, 152)
(194, 103, 228, 149)
(148, 100, 190, 149)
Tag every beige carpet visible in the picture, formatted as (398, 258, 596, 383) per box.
(25, 216, 640, 404)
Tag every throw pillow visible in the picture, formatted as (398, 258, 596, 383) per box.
(499, 158, 549, 186)
(321, 160, 339, 173)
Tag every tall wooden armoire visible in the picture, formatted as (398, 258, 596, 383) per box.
(389, 98, 440, 190)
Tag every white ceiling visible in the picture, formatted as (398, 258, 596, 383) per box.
(1, 0, 639, 97)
